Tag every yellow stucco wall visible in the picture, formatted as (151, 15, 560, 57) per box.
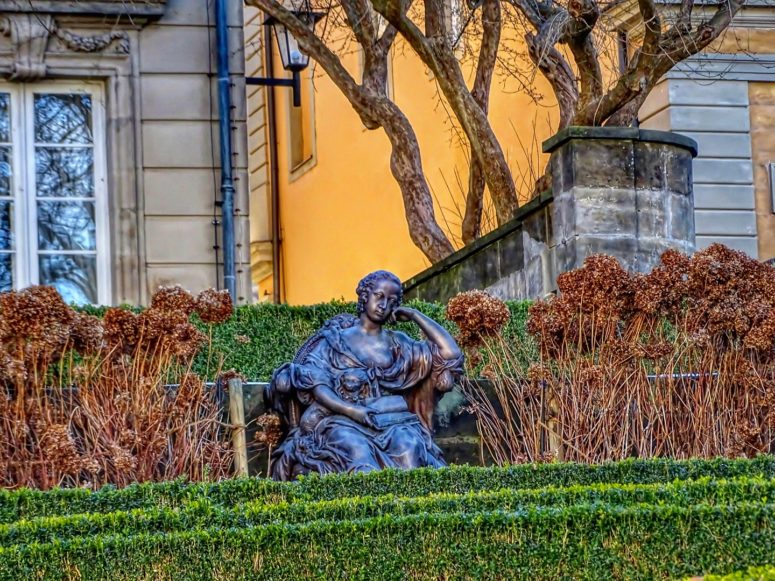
(749, 82, 775, 262)
(711, 27, 775, 53)
(270, 35, 560, 304)
(261, 22, 775, 305)
(727, 28, 775, 261)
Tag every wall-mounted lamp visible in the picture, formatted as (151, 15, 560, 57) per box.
(246, 7, 324, 107)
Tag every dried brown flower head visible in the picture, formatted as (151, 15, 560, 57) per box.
(103, 308, 140, 351)
(171, 322, 207, 360)
(446, 290, 510, 348)
(220, 369, 247, 384)
(174, 373, 205, 406)
(40, 423, 84, 476)
(0, 286, 74, 355)
(70, 312, 104, 355)
(255, 413, 282, 448)
(151, 285, 197, 315)
(138, 308, 187, 341)
(195, 289, 233, 324)
(556, 254, 633, 318)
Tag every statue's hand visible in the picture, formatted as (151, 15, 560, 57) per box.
(389, 306, 416, 324)
(351, 406, 377, 430)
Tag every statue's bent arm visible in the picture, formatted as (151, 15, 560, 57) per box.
(405, 308, 462, 361)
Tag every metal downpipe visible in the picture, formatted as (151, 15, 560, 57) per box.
(215, 0, 237, 302)
(264, 23, 282, 304)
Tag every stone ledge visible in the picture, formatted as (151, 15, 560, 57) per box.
(0, 0, 166, 18)
(542, 126, 698, 158)
(403, 189, 553, 294)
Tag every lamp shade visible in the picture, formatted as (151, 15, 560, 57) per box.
(266, 10, 325, 73)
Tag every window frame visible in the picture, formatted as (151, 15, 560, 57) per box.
(287, 67, 317, 181)
(1, 80, 111, 304)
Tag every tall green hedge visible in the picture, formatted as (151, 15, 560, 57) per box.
(187, 299, 532, 380)
(2, 455, 774, 524)
(1, 477, 772, 548)
(1, 502, 773, 580)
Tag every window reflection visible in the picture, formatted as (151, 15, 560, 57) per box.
(0, 201, 13, 250)
(0, 147, 11, 198)
(35, 148, 94, 198)
(0, 89, 103, 303)
(37, 201, 95, 251)
(33, 93, 98, 303)
(34, 94, 92, 144)
(0, 253, 11, 292)
(39, 254, 96, 304)
(0, 94, 9, 144)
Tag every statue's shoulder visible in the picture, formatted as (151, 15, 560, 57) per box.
(386, 328, 420, 348)
(293, 313, 358, 364)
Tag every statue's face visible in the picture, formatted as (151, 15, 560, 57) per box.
(364, 278, 401, 324)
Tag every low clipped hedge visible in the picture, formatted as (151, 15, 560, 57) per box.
(1, 502, 774, 580)
(2, 455, 774, 524)
(182, 299, 531, 380)
(1, 477, 773, 548)
(703, 566, 775, 580)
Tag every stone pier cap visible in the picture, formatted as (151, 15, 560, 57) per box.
(542, 126, 698, 158)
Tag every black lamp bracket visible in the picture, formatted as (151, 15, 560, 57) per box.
(246, 70, 302, 107)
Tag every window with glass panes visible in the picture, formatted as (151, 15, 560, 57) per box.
(0, 83, 109, 304)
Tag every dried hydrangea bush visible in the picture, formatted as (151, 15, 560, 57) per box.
(454, 244, 775, 464)
(0, 285, 234, 490)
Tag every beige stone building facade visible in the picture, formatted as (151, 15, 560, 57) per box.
(0, 0, 252, 306)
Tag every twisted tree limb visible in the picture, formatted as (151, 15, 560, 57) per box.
(374, 0, 520, 227)
(462, 0, 502, 244)
(246, 0, 454, 262)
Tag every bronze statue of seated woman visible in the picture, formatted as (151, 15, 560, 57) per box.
(264, 270, 465, 480)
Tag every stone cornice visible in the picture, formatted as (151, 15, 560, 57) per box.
(602, 0, 775, 36)
(0, 0, 166, 19)
(0, 11, 130, 81)
(542, 126, 698, 157)
(667, 52, 775, 81)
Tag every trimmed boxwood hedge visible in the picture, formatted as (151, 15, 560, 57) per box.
(2, 455, 774, 524)
(1, 502, 774, 580)
(1, 477, 773, 548)
(97, 299, 531, 381)
(703, 566, 775, 580)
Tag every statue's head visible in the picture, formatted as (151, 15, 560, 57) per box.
(355, 270, 403, 322)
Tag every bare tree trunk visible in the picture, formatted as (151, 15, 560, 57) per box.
(381, 103, 456, 262)
(376, 0, 520, 227)
(463, 0, 501, 244)
(249, 0, 455, 263)
(463, 162, 486, 244)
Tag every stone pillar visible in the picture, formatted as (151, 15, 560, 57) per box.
(544, 127, 698, 275)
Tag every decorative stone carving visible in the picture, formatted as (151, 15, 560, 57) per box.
(54, 27, 129, 55)
(0, 13, 129, 81)
(0, 14, 53, 80)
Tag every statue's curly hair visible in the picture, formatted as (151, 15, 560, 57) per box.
(355, 270, 403, 315)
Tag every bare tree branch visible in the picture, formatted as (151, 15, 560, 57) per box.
(526, 32, 578, 128)
(566, 0, 603, 117)
(639, 0, 663, 58)
(374, 0, 520, 226)
(463, 0, 501, 244)
(576, 0, 745, 126)
(247, 0, 455, 261)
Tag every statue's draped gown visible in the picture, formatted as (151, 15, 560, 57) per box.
(267, 316, 464, 480)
